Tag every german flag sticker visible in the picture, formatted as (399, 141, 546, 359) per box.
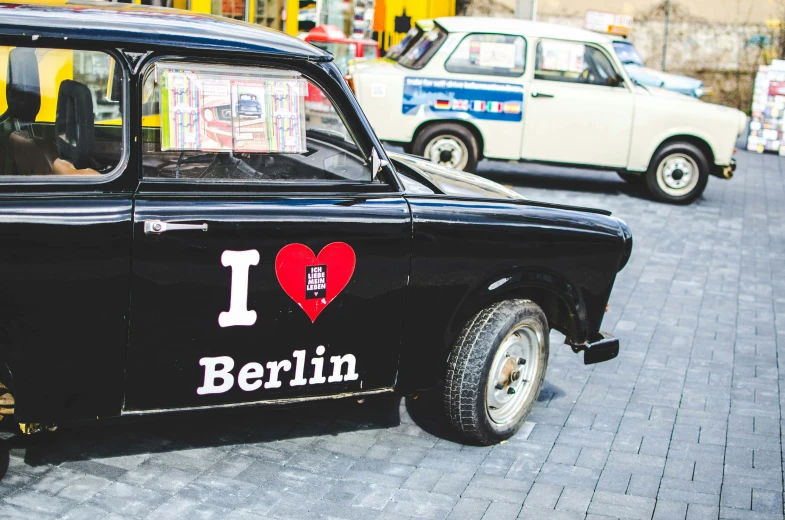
(434, 99, 451, 110)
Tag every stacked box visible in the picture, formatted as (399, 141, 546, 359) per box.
(747, 59, 785, 155)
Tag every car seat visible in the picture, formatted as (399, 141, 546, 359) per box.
(6, 47, 58, 175)
(52, 79, 98, 175)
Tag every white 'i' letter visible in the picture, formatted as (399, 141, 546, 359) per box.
(218, 250, 260, 328)
(309, 345, 327, 384)
(290, 350, 308, 386)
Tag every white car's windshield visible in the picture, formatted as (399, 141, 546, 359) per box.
(613, 41, 644, 66)
(399, 27, 447, 69)
(387, 27, 423, 61)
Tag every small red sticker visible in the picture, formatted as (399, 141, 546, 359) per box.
(275, 242, 356, 322)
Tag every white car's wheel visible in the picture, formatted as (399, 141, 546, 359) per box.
(645, 142, 709, 204)
(443, 300, 548, 445)
(412, 123, 479, 172)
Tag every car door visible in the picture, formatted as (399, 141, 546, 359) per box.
(123, 59, 410, 411)
(521, 39, 634, 168)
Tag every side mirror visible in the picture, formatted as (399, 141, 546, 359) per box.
(370, 148, 388, 180)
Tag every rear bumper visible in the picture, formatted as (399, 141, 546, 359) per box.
(570, 332, 619, 365)
(712, 158, 736, 180)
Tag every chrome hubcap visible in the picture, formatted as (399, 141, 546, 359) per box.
(424, 136, 468, 170)
(657, 153, 699, 196)
(486, 325, 541, 425)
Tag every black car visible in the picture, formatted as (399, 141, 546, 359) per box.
(0, 1, 631, 456)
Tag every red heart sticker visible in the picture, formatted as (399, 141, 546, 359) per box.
(275, 242, 356, 322)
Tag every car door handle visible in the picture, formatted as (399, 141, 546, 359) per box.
(531, 92, 555, 98)
(144, 220, 208, 234)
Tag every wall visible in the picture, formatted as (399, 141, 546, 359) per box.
(487, 0, 782, 25)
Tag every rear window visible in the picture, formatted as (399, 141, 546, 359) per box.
(0, 46, 124, 179)
(399, 27, 447, 70)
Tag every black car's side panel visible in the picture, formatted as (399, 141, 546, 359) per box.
(0, 196, 133, 422)
(397, 197, 626, 392)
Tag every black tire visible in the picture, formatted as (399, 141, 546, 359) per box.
(443, 300, 549, 445)
(617, 171, 643, 184)
(412, 123, 479, 173)
(644, 142, 709, 204)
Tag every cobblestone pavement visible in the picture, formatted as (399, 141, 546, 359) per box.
(0, 150, 783, 520)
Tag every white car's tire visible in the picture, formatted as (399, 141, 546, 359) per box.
(413, 123, 479, 173)
(645, 142, 709, 204)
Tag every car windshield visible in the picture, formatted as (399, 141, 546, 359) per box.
(613, 41, 644, 66)
(386, 27, 424, 61)
(398, 27, 447, 70)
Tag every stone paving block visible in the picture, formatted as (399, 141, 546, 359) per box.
(480, 501, 520, 520)
(652, 499, 688, 520)
(445, 497, 489, 520)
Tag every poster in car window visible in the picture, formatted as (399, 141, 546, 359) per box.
(540, 41, 585, 74)
(159, 65, 306, 154)
(269, 79, 307, 154)
(231, 81, 269, 153)
(402, 77, 524, 123)
(200, 78, 233, 151)
(160, 70, 202, 150)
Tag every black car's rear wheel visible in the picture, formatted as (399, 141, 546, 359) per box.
(443, 300, 548, 445)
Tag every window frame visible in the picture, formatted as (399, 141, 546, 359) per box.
(533, 39, 626, 89)
(0, 43, 130, 186)
(444, 33, 527, 78)
(137, 54, 399, 194)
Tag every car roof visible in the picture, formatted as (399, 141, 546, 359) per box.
(434, 16, 612, 44)
(0, 0, 331, 61)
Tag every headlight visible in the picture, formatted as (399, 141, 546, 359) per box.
(694, 85, 705, 98)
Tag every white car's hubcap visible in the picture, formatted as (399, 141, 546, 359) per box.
(424, 136, 468, 170)
(657, 153, 699, 196)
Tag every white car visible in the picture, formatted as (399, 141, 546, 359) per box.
(351, 17, 747, 204)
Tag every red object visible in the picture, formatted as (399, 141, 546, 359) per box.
(770, 81, 785, 97)
(304, 25, 380, 59)
(275, 242, 356, 323)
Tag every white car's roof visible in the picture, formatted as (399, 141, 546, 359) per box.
(435, 16, 613, 44)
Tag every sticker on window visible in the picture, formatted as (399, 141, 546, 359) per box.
(539, 41, 585, 74)
(470, 41, 517, 69)
(158, 64, 307, 153)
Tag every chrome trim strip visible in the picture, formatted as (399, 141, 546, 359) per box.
(121, 387, 394, 416)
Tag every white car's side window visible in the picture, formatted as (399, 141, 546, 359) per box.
(534, 40, 624, 87)
(445, 34, 526, 77)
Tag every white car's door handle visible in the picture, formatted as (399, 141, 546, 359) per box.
(144, 220, 208, 234)
(531, 92, 555, 98)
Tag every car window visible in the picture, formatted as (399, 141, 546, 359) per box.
(386, 27, 422, 61)
(0, 46, 124, 179)
(141, 62, 372, 183)
(535, 40, 623, 87)
(445, 34, 526, 77)
(399, 27, 447, 70)
(613, 41, 644, 67)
